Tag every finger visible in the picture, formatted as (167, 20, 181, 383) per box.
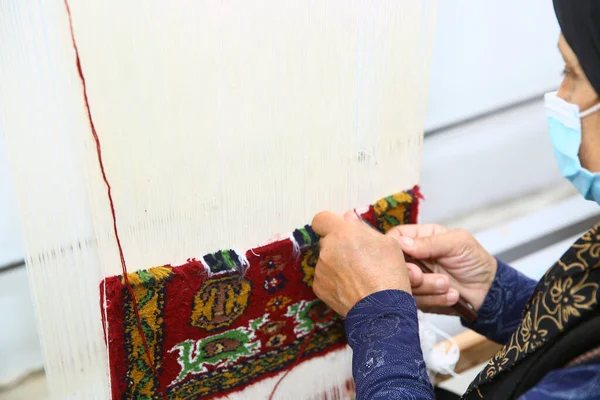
(411, 273, 450, 295)
(343, 209, 359, 222)
(414, 289, 459, 310)
(406, 263, 424, 287)
(395, 229, 469, 259)
(342, 210, 367, 229)
(312, 211, 347, 236)
(386, 224, 448, 240)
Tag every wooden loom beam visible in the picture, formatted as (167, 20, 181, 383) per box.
(433, 330, 502, 385)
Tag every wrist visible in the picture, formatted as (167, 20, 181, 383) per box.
(361, 276, 412, 303)
(349, 283, 411, 316)
(484, 255, 499, 292)
(469, 256, 499, 312)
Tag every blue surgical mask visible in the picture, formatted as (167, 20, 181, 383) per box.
(545, 91, 600, 204)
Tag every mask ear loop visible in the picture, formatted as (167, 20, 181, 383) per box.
(580, 101, 600, 118)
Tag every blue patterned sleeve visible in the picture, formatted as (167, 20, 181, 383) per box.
(344, 290, 434, 400)
(462, 259, 538, 345)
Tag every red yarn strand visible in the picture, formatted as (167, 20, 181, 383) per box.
(268, 310, 335, 400)
(63, 2, 167, 398)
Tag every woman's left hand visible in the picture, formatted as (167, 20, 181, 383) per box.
(311, 211, 412, 317)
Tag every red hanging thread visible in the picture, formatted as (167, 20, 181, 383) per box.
(63, 2, 167, 398)
(268, 309, 335, 400)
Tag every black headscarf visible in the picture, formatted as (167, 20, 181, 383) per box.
(553, 0, 600, 95)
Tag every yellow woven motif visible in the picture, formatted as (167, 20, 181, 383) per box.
(374, 192, 414, 232)
(300, 247, 318, 288)
(123, 268, 172, 398)
(191, 275, 252, 331)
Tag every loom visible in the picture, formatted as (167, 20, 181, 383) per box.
(0, 1, 438, 398)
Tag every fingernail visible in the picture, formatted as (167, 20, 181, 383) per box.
(401, 237, 414, 247)
(447, 289, 459, 303)
(436, 278, 446, 290)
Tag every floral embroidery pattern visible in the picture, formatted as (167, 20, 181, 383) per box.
(546, 274, 597, 323)
(464, 223, 600, 399)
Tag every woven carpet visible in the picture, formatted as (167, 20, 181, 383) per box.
(101, 186, 421, 399)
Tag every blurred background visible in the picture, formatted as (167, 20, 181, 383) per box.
(2, 1, 599, 399)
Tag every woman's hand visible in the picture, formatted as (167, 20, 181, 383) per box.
(311, 211, 411, 317)
(386, 224, 497, 315)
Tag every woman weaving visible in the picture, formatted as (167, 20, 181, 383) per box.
(312, 1, 600, 399)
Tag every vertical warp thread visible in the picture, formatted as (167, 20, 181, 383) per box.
(268, 310, 335, 400)
(62, 1, 168, 398)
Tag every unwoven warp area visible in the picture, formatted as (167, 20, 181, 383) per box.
(101, 187, 421, 399)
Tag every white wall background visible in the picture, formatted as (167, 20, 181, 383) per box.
(0, 0, 568, 385)
(0, 135, 24, 267)
(425, 0, 562, 131)
(419, 0, 564, 223)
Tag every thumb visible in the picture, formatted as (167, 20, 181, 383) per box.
(312, 211, 347, 237)
(391, 229, 467, 260)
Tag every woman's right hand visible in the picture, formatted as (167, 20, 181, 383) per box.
(386, 224, 497, 315)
